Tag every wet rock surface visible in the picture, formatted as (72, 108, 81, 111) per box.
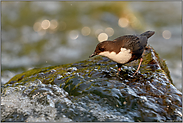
(1, 46, 182, 122)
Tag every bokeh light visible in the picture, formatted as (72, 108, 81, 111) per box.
(118, 17, 129, 28)
(33, 19, 60, 34)
(81, 26, 91, 36)
(98, 33, 108, 42)
(162, 30, 171, 39)
(41, 20, 50, 30)
(33, 22, 42, 32)
(105, 27, 114, 37)
(50, 19, 58, 30)
(69, 30, 79, 40)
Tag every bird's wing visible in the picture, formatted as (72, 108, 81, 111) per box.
(114, 35, 147, 53)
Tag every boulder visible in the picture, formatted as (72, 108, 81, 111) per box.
(1, 46, 182, 122)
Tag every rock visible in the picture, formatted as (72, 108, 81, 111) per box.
(1, 46, 182, 122)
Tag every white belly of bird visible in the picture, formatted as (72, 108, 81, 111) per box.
(99, 48, 132, 64)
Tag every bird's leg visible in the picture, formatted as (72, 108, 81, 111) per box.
(117, 63, 122, 75)
(133, 57, 143, 77)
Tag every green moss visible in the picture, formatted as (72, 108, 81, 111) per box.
(5, 46, 173, 90)
(152, 48, 173, 84)
(7, 66, 54, 84)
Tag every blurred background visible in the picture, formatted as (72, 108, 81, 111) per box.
(1, 1, 182, 91)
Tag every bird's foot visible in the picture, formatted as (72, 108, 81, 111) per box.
(116, 68, 121, 76)
(132, 57, 143, 77)
(132, 71, 139, 77)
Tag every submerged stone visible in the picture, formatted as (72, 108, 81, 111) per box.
(1, 46, 182, 122)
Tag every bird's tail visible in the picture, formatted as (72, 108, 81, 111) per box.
(140, 31, 155, 39)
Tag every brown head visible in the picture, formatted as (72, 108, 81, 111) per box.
(89, 41, 112, 58)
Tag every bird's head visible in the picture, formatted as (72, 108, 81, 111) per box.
(89, 41, 109, 58)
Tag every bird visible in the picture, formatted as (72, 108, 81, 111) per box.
(89, 31, 155, 76)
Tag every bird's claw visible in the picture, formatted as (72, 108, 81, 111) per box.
(132, 71, 138, 77)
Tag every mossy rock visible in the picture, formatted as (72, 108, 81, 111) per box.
(1, 46, 182, 122)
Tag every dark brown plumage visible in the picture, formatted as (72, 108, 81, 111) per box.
(90, 31, 155, 76)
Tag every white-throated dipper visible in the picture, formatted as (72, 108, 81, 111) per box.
(89, 31, 155, 76)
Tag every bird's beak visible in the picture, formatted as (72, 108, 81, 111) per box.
(89, 53, 97, 58)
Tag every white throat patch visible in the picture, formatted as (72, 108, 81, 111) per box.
(98, 48, 132, 64)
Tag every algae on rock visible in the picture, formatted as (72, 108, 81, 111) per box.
(1, 46, 182, 122)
